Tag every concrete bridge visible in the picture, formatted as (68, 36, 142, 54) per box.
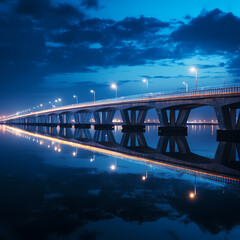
(2, 86, 240, 136)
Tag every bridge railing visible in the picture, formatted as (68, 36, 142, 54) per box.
(4, 85, 240, 120)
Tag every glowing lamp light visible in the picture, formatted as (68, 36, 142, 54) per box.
(90, 158, 94, 162)
(142, 78, 147, 83)
(111, 83, 117, 89)
(190, 67, 196, 73)
(110, 164, 116, 170)
(58, 98, 62, 102)
(189, 192, 196, 199)
(142, 176, 147, 181)
(58, 148, 61, 152)
(72, 151, 76, 156)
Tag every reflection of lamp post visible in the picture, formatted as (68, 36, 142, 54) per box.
(90, 90, 95, 103)
(111, 83, 117, 98)
(190, 67, 198, 90)
(142, 78, 148, 95)
(189, 175, 197, 199)
(142, 164, 148, 181)
(183, 82, 188, 92)
(110, 158, 117, 170)
(90, 154, 95, 162)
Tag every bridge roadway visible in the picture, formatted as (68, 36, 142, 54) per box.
(2, 86, 240, 134)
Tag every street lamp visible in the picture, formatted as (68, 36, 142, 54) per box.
(90, 90, 95, 103)
(111, 83, 117, 98)
(142, 78, 148, 95)
(190, 67, 198, 90)
(73, 95, 78, 104)
(183, 82, 188, 92)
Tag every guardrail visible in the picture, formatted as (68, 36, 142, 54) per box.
(2, 85, 240, 121)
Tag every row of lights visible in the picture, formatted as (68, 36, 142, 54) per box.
(15, 128, 198, 200)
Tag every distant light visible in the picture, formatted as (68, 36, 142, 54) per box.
(110, 164, 116, 170)
(90, 90, 94, 93)
(73, 95, 76, 98)
(190, 67, 197, 73)
(72, 151, 76, 156)
(90, 158, 94, 162)
(49, 101, 51, 104)
(142, 176, 146, 181)
(111, 83, 117, 89)
(55, 99, 58, 103)
(58, 148, 61, 152)
(54, 146, 58, 151)
(47, 145, 50, 148)
(58, 98, 61, 102)
(142, 78, 147, 83)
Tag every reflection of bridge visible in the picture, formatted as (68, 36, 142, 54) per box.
(7, 125, 240, 183)
(2, 87, 240, 135)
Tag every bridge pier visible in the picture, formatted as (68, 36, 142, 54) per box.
(156, 108, 189, 135)
(46, 114, 58, 127)
(121, 108, 148, 132)
(74, 128, 92, 141)
(214, 141, 240, 169)
(94, 130, 116, 144)
(94, 109, 116, 130)
(215, 106, 240, 141)
(59, 112, 73, 128)
(120, 132, 148, 148)
(74, 111, 91, 128)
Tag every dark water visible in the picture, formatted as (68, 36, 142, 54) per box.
(0, 124, 239, 240)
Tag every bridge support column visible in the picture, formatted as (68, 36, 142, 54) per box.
(120, 132, 147, 148)
(156, 108, 189, 135)
(94, 130, 116, 144)
(94, 109, 116, 130)
(215, 106, 240, 141)
(157, 136, 190, 154)
(74, 128, 92, 141)
(59, 112, 73, 128)
(121, 108, 148, 132)
(214, 142, 240, 168)
(74, 111, 91, 128)
(47, 114, 58, 127)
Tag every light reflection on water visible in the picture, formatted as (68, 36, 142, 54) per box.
(0, 124, 239, 240)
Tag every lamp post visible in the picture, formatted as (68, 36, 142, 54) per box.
(73, 95, 78, 104)
(142, 78, 148, 95)
(111, 83, 117, 98)
(190, 67, 198, 90)
(90, 90, 95, 103)
(183, 82, 188, 92)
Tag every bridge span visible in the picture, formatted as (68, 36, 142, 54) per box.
(2, 86, 240, 135)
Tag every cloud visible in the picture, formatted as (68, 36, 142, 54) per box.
(171, 9, 240, 54)
(81, 0, 101, 10)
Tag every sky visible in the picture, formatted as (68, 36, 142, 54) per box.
(0, 0, 240, 116)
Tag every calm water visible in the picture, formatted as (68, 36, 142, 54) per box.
(0, 125, 239, 240)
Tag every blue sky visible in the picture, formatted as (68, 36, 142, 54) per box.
(0, 0, 240, 115)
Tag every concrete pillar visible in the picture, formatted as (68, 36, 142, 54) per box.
(176, 109, 191, 126)
(120, 110, 130, 124)
(214, 106, 233, 130)
(156, 109, 168, 126)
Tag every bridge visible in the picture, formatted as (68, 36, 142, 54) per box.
(2, 86, 240, 136)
